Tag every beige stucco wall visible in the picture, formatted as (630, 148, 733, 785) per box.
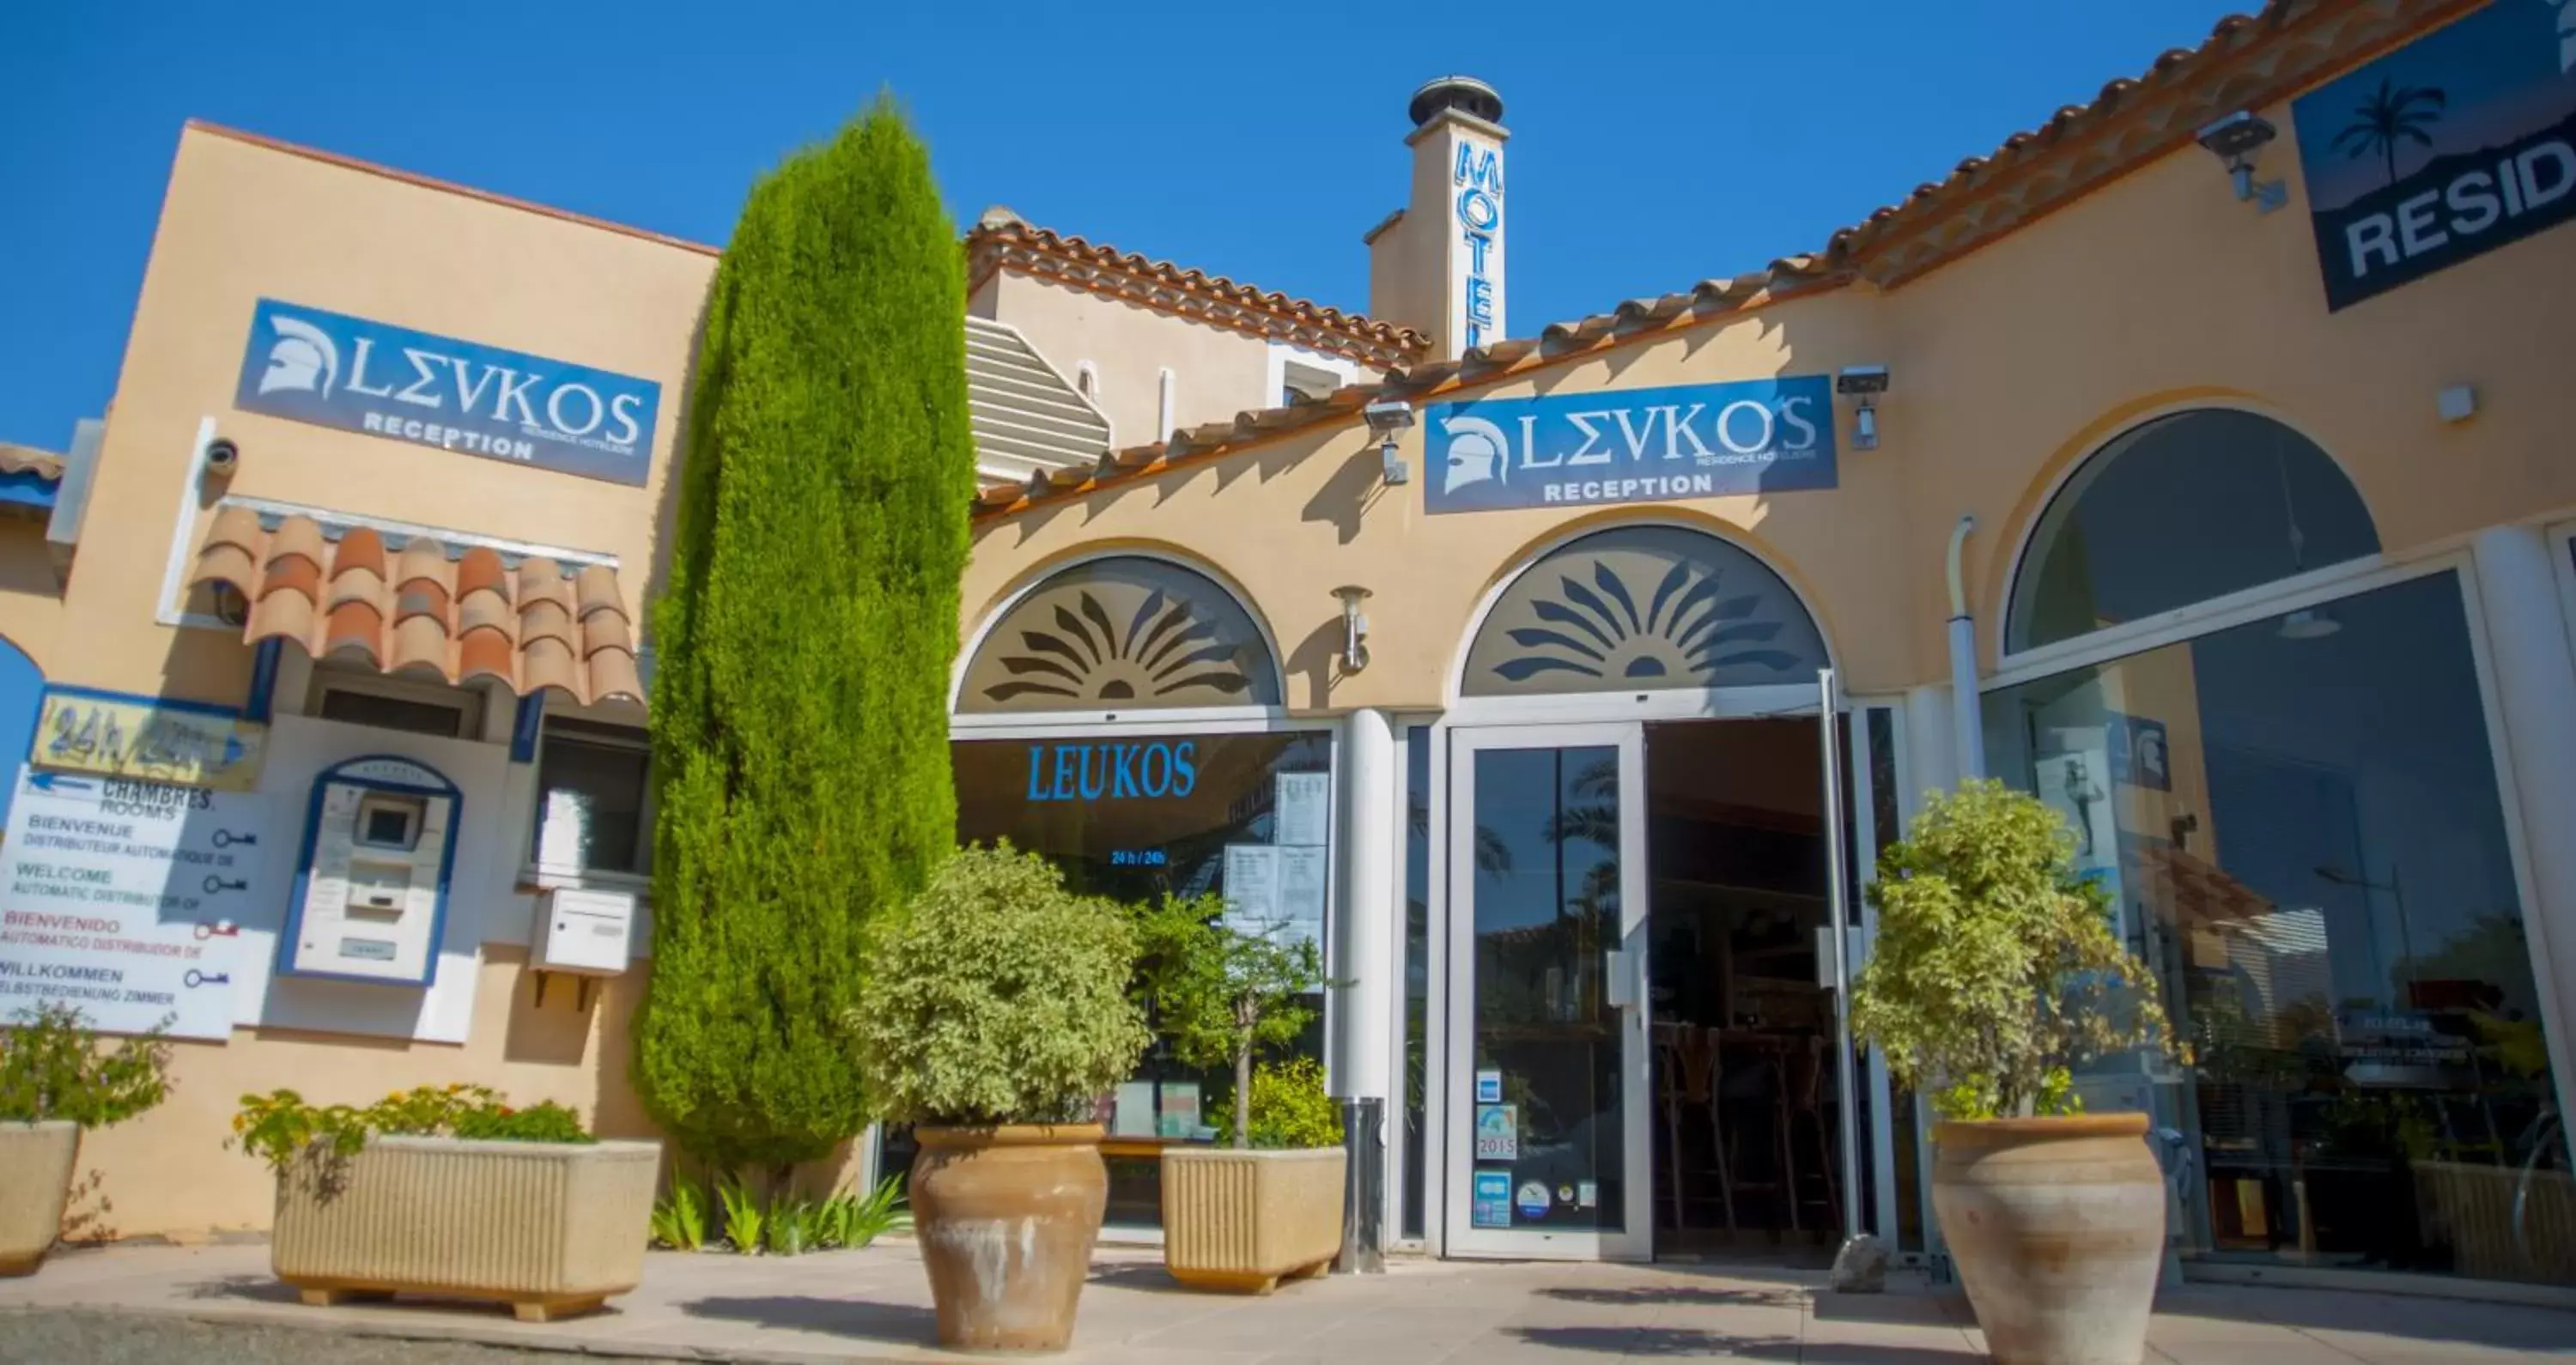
(963, 85, 2576, 703)
(981, 270, 1279, 448)
(0, 521, 63, 678)
(58, 125, 714, 707)
(28, 125, 720, 1241)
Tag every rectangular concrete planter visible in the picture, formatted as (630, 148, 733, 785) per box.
(272, 1135, 659, 1321)
(2415, 1157, 2576, 1285)
(1160, 1146, 1346, 1294)
(0, 1121, 78, 1277)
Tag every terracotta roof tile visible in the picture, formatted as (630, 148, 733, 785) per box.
(968, 208, 1427, 370)
(190, 507, 641, 706)
(1820, 0, 2475, 284)
(0, 443, 64, 482)
(973, 0, 2467, 523)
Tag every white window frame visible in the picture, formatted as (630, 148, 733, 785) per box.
(521, 707, 654, 892)
(1266, 343, 1358, 408)
(1390, 711, 1441, 1253)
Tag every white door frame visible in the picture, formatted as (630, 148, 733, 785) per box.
(1443, 720, 1654, 1260)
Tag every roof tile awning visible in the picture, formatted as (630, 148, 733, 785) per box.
(190, 507, 643, 707)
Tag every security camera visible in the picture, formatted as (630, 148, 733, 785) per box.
(203, 437, 240, 476)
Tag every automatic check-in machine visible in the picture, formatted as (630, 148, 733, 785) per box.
(281, 755, 460, 986)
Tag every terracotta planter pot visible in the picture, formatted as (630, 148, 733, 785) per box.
(271, 1136, 659, 1321)
(1161, 1146, 1345, 1294)
(1933, 1113, 2163, 1365)
(0, 1121, 78, 1277)
(911, 1124, 1108, 1352)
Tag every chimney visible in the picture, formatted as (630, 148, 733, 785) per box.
(1365, 76, 1508, 361)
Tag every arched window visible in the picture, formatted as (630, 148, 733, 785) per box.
(1461, 524, 1828, 696)
(2008, 410, 2378, 652)
(957, 556, 1280, 713)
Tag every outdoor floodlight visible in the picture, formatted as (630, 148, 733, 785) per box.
(1364, 399, 1415, 486)
(2196, 112, 2288, 213)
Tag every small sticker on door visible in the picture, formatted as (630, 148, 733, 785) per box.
(1473, 1170, 1512, 1228)
(1474, 1104, 1517, 1161)
(1577, 1180, 1599, 1209)
(1475, 1069, 1502, 1104)
(1516, 1180, 1551, 1219)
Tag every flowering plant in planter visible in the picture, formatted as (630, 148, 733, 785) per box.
(231, 1083, 650, 1323)
(232, 1083, 592, 1171)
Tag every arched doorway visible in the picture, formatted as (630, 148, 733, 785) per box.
(944, 554, 1325, 1233)
(1434, 524, 1875, 1264)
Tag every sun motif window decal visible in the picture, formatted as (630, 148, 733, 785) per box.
(1465, 525, 1827, 696)
(960, 557, 1283, 713)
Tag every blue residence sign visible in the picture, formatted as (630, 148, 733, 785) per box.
(2291, 1, 2576, 312)
(1424, 375, 1836, 515)
(233, 300, 660, 485)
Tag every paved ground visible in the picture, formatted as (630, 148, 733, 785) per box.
(0, 1312, 660, 1364)
(3, 1239, 2573, 1363)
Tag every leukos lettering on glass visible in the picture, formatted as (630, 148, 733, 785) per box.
(1023, 741, 1199, 802)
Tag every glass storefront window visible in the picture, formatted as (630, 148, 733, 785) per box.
(1984, 571, 2571, 1286)
(1403, 726, 1431, 1241)
(931, 730, 1333, 1228)
(2007, 410, 2379, 653)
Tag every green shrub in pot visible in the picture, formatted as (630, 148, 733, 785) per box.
(2, 1004, 174, 1275)
(1850, 780, 2177, 1365)
(849, 843, 1147, 1126)
(848, 842, 1147, 1350)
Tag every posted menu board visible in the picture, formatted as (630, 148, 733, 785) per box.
(0, 767, 277, 1039)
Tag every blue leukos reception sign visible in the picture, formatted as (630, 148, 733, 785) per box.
(234, 299, 660, 485)
(1424, 374, 1836, 514)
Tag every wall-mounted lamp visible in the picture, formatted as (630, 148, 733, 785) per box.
(1333, 585, 1372, 672)
(1363, 399, 1415, 486)
(1836, 365, 1888, 452)
(2196, 112, 2288, 214)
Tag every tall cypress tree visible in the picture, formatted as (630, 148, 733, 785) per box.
(637, 97, 973, 1174)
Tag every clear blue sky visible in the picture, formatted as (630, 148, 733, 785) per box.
(2, 1, 2246, 450)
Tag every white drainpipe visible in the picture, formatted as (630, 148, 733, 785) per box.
(1947, 516, 1985, 780)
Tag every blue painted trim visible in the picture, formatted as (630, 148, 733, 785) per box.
(0, 470, 59, 510)
(509, 693, 545, 764)
(245, 640, 282, 725)
(39, 682, 245, 719)
(276, 753, 464, 990)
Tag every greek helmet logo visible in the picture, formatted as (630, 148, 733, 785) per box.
(258, 314, 339, 398)
(1440, 415, 1510, 494)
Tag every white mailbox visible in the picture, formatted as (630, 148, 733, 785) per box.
(282, 756, 459, 986)
(534, 886, 635, 976)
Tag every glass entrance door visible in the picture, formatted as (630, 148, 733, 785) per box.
(1444, 724, 1651, 1259)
